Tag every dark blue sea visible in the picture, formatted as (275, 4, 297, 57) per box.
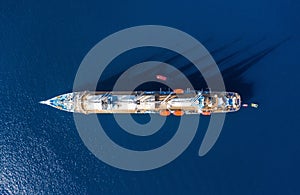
(1, 1, 300, 194)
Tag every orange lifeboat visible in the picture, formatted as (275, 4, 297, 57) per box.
(173, 110, 184, 116)
(173, 88, 184, 94)
(160, 110, 171, 116)
(201, 111, 211, 116)
(156, 74, 167, 81)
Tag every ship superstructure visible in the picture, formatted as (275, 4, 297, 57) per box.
(40, 89, 241, 116)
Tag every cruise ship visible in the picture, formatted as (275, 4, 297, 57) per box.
(40, 89, 241, 116)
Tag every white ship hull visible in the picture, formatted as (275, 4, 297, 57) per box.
(40, 89, 241, 116)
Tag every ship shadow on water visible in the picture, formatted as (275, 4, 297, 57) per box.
(93, 37, 289, 102)
(93, 37, 289, 149)
(190, 37, 289, 101)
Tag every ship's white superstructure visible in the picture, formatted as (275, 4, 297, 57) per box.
(40, 89, 241, 116)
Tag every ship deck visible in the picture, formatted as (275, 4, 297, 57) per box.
(73, 91, 241, 115)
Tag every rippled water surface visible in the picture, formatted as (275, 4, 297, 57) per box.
(1, 1, 300, 194)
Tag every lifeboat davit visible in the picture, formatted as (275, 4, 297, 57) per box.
(173, 88, 184, 94)
(173, 110, 184, 116)
(159, 110, 171, 116)
(201, 111, 211, 116)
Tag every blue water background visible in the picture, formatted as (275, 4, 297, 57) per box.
(0, 1, 299, 194)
